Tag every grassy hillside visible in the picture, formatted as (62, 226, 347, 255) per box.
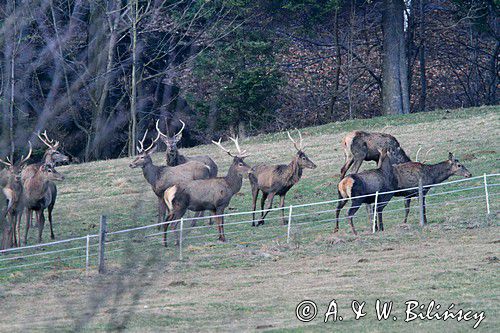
(0, 106, 499, 332)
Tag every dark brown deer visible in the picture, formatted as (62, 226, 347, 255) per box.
(21, 131, 69, 228)
(163, 137, 251, 245)
(249, 130, 317, 226)
(393, 153, 472, 224)
(23, 163, 65, 244)
(156, 119, 218, 177)
(335, 148, 398, 235)
(0, 143, 32, 247)
(340, 131, 411, 179)
(129, 130, 211, 228)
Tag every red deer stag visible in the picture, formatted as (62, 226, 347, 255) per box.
(163, 137, 251, 245)
(335, 148, 398, 235)
(129, 130, 211, 228)
(23, 163, 65, 244)
(249, 130, 317, 226)
(340, 131, 411, 179)
(0, 143, 32, 247)
(393, 153, 472, 224)
(156, 119, 218, 177)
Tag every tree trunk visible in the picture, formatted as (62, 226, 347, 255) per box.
(128, 0, 138, 157)
(327, 7, 342, 121)
(418, 0, 426, 112)
(382, 0, 410, 115)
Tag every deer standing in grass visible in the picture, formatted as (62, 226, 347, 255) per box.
(340, 131, 411, 179)
(392, 153, 472, 224)
(23, 163, 65, 244)
(0, 143, 32, 248)
(163, 137, 251, 245)
(156, 119, 218, 177)
(21, 131, 69, 228)
(249, 130, 317, 226)
(129, 130, 211, 229)
(335, 148, 398, 235)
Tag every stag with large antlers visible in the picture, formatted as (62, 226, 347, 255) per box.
(163, 137, 251, 245)
(340, 131, 411, 179)
(249, 130, 317, 226)
(23, 163, 65, 244)
(156, 119, 218, 177)
(0, 143, 32, 248)
(129, 130, 212, 228)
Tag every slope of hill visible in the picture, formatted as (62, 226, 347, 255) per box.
(0, 106, 498, 332)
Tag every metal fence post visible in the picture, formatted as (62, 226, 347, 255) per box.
(179, 218, 184, 260)
(418, 178, 425, 226)
(372, 192, 378, 233)
(98, 215, 107, 274)
(483, 173, 490, 215)
(287, 205, 293, 244)
(85, 234, 90, 274)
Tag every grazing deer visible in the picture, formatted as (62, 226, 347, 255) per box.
(340, 131, 411, 179)
(23, 163, 65, 244)
(129, 130, 211, 228)
(156, 119, 218, 177)
(0, 143, 32, 247)
(163, 137, 251, 245)
(393, 153, 472, 224)
(249, 130, 317, 226)
(335, 148, 398, 235)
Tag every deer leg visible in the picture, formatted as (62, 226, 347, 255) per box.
(24, 208, 31, 246)
(346, 200, 362, 235)
(48, 205, 55, 240)
(334, 193, 348, 233)
(157, 197, 166, 230)
(403, 197, 411, 223)
(259, 193, 275, 226)
(191, 211, 203, 228)
(279, 195, 286, 225)
(350, 158, 364, 175)
(365, 204, 373, 226)
(16, 212, 22, 247)
(215, 209, 226, 242)
(340, 158, 354, 179)
(251, 186, 259, 227)
(37, 211, 46, 243)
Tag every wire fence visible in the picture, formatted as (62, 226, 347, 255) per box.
(0, 173, 498, 275)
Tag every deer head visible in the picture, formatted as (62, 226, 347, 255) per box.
(129, 130, 160, 169)
(0, 142, 33, 181)
(212, 137, 252, 175)
(37, 131, 69, 164)
(156, 119, 185, 160)
(38, 163, 65, 181)
(287, 130, 317, 169)
(448, 153, 472, 178)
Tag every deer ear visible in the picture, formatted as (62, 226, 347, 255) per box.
(448, 152, 454, 161)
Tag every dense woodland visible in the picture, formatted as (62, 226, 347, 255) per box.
(0, 0, 498, 162)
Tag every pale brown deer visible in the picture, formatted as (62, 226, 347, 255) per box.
(340, 131, 411, 179)
(129, 130, 211, 229)
(249, 130, 317, 226)
(163, 137, 251, 245)
(156, 119, 218, 177)
(393, 153, 472, 224)
(23, 163, 65, 244)
(0, 143, 32, 247)
(335, 148, 398, 235)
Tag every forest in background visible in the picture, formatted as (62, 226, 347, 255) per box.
(0, 0, 498, 162)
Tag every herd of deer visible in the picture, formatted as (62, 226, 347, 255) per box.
(0, 120, 472, 249)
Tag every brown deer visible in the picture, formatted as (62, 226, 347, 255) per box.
(0, 143, 32, 247)
(156, 119, 218, 177)
(249, 130, 317, 226)
(393, 153, 472, 224)
(21, 131, 69, 228)
(163, 137, 251, 245)
(129, 130, 211, 228)
(340, 131, 411, 179)
(23, 163, 65, 244)
(335, 148, 398, 235)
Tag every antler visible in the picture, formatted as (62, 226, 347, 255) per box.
(155, 119, 185, 142)
(415, 146, 423, 162)
(155, 119, 168, 139)
(287, 129, 305, 151)
(0, 156, 12, 167)
(19, 141, 33, 166)
(174, 119, 185, 140)
(136, 129, 160, 154)
(422, 147, 434, 164)
(37, 130, 59, 149)
(212, 137, 250, 158)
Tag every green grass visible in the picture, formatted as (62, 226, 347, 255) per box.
(0, 105, 499, 332)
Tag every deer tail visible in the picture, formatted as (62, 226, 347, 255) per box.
(164, 186, 178, 212)
(338, 177, 354, 199)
